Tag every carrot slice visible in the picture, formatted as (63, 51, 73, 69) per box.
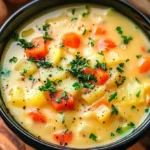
(45, 90, 74, 111)
(138, 57, 150, 73)
(29, 111, 47, 123)
(83, 68, 96, 75)
(63, 32, 80, 48)
(95, 27, 106, 35)
(104, 39, 116, 49)
(95, 69, 109, 85)
(25, 37, 49, 60)
(53, 131, 73, 146)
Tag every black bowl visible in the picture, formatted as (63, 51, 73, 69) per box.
(0, 0, 150, 150)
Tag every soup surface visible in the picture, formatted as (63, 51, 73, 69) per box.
(0, 5, 150, 148)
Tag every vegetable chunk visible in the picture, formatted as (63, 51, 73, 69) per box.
(9, 87, 25, 107)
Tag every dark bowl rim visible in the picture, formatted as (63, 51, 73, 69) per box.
(0, 0, 150, 150)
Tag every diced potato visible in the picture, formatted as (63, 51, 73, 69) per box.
(82, 85, 106, 104)
(26, 89, 47, 107)
(21, 28, 35, 37)
(40, 67, 68, 83)
(15, 59, 38, 76)
(105, 52, 123, 66)
(47, 48, 63, 66)
(59, 52, 75, 69)
(9, 86, 25, 107)
(121, 79, 144, 105)
(88, 53, 105, 68)
(106, 70, 121, 88)
(143, 83, 150, 104)
(82, 111, 96, 119)
(93, 105, 111, 122)
(77, 121, 96, 136)
(57, 77, 79, 96)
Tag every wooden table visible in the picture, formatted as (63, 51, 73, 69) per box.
(0, 0, 150, 150)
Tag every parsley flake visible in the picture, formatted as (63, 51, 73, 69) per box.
(111, 105, 118, 115)
(110, 132, 115, 137)
(89, 133, 97, 141)
(72, 8, 76, 15)
(136, 55, 142, 59)
(9, 57, 18, 63)
(88, 38, 94, 47)
(108, 92, 117, 102)
(71, 17, 78, 21)
(136, 91, 141, 98)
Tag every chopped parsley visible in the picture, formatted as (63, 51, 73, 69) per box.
(28, 75, 35, 81)
(71, 17, 78, 21)
(116, 26, 133, 44)
(145, 108, 149, 113)
(83, 83, 95, 89)
(43, 31, 53, 42)
(131, 105, 136, 110)
(136, 55, 142, 59)
(116, 26, 123, 35)
(82, 12, 88, 17)
(119, 63, 124, 68)
(9, 57, 18, 63)
(21, 69, 27, 75)
(0, 68, 11, 77)
(56, 98, 61, 104)
(108, 92, 117, 102)
(95, 60, 107, 71)
(57, 66, 64, 71)
(37, 59, 52, 68)
(136, 91, 141, 98)
(122, 35, 133, 44)
(27, 57, 37, 63)
(89, 133, 97, 141)
(125, 59, 130, 62)
(82, 28, 87, 35)
(62, 91, 68, 100)
(39, 79, 57, 93)
(116, 126, 122, 133)
(110, 132, 115, 137)
(148, 49, 150, 53)
(88, 38, 94, 47)
(43, 24, 50, 31)
(135, 77, 141, 84)
(72, 8, 76, 15)
(129, 122, 135, 128)
(12, 32, 19, 41)
(115, 76, 126, 87)
(116, 67, 124, 73)
(111, 104, 118, 115)
(62, 116, 65, 124)
(72, 82, 82, 90)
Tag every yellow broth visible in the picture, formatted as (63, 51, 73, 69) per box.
(0, 5, 150, 148)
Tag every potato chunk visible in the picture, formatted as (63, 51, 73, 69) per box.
(40, 67, 68, 83)
(9, 87, 25, 107)
(15, 59, 38, 76)
(26, 89, 47, 107)
(93, 105, 111, 122)
(88, 53, 105, 69)
(82, 85, 106, 104)
(48, 48, 63, 66)
(57, 77, 79, 96)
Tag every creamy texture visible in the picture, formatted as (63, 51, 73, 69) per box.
(0, 5, 150, 148)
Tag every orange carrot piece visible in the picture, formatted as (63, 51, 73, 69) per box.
(63, 32, 80, 48)
(138, 57, 150, 73)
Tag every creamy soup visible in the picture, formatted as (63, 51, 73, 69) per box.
(0, 5, 150, 148)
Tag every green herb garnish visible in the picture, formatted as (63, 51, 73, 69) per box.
(116, 67, 124, 73)
(28, 75, 35, 81)
(39, 79, 57, 93)
(82, 28, 87, 35)
(37, 59, 52, 68)
(136, 55, 142, 59)
(108, 92, 117, 102)
(9, 57, 18, 63)
(71, 17, 78, 21)
(135, 77, 141, 84)
(72, 8, 76, 15)
(111, 104, 118, 115)
(72, 82, 82, 90)
(88, 38, 94, 47)
(136, 91, 141, 98)
(115, 76, 126, 87)
(89, 133, 97, 141)
(110, 132, 115, 137)
(95, 60, 107, 71)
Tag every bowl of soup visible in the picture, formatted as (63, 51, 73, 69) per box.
(0, 0, 150, 150)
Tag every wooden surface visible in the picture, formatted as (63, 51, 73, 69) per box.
(0, 0, 150, 150)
